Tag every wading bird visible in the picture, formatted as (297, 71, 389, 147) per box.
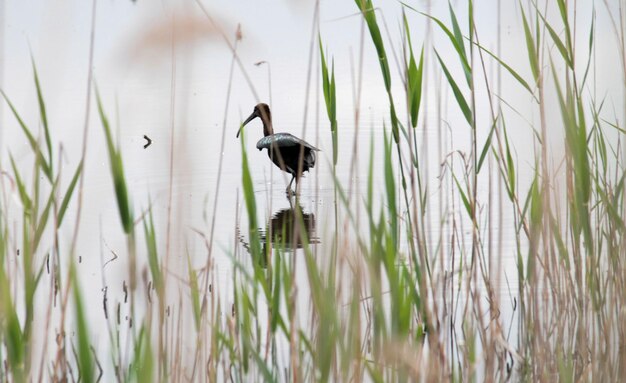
(237, 103, 319, 195)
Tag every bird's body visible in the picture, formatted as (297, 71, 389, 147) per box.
(237, 104, 319, 195)
(257, 133, 317, 178)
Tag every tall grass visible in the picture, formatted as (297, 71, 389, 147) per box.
(1, 0, 625, 381)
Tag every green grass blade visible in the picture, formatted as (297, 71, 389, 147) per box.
(449, 1, 466, 58)
(452, 174, 472, 216)
(545, 23, 572, 68)
(239, 128, 261, 258)
(355, 0, 400, 142)
(472, 40, 537, 100)
(579, 9, 595, 91)
(0, 233, 25, 381)
(383, 131, 397, 248)
(355, 0, 391, 89)
(34, 176, 58, 250)
(71, 262, 94, 383)
(95, 87, 133, 234)
(57, 161, 83, 226)
(602, 118, 626, 134)
(549, 214, 569, 268)
(468, 0, 474, 46)
(504, 130, 516, 199)
(366, 134, 374, 214)
(520, 5, 540, 83)
(319, 35, 338, 165)
(555, 0, 574, 57)
(403, 14, 424, 128)
(9, 154, 33, 214)
(477, 116, 498, 173)
(131, 326, 154, 383)
(529, 172, 542, 228)
(248, 342, 276, 382)
(537, 10, 572, 68)
(448, 1, 471, 85)
(596, 184, 625, 231)
(412, 47, 424, 128)
(270, 254, 281, 333)
(402, 2, 472, 82)
(1, 90, 52, 181)
(435, 50, 473, 126)
(143, 207, 161, 292)
(32, 59, 53, 170)
(551, 61, 590, 205)
(187, 254, 201, 331)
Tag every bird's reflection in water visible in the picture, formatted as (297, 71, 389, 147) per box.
(263, 206, 318, 247)
(237, 204, 319, 268)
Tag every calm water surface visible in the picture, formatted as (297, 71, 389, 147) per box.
(2, 0, 621, 378)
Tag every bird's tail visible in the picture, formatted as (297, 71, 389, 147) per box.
(305, 149, 316, 169)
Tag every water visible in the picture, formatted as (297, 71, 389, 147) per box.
(1, 0, 624, 380)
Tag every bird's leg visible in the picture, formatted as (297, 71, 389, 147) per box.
(286, 175, 296, 197)
(294, 176, 300, 196)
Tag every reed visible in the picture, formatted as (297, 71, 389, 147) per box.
(0, 0, 624, 381)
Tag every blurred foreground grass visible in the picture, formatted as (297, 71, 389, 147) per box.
(1, 1, 626, 381)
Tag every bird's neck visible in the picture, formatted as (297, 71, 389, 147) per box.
(262, 121, 274, 136)
(259, 109, 274, 136)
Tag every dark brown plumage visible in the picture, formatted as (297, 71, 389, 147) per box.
(237, 103, 319, 194)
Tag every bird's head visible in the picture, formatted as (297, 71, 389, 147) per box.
(237, 103, 272, 138)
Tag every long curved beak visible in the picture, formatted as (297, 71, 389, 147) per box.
(236, 111, 258, 138)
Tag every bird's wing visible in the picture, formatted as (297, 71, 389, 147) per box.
(256, 133, 320, 151)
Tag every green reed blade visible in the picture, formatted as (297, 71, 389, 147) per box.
(596, 182, 625, 231)
(58, 161, 83, 226)
(132, 326, 154, 383)
(31, 59, 53, 170)
(504, 128, 516, 200)
(355, 0, 391, 89)
(143, 207, 161, 292)
(435, 50, 473, 126)
(270, 254, 281, 333)
(355, 0, 400, 142)
(529, 172, 542, 229)
(0, 243, 25, 381)
(403, 2, 472, 83)
(33, 176, 58, 250)
(96, 87, 134, 234)
(555, 0, 574, 57)
(520, 5, 539, 83)
(538, 10, 572, 69)
(403, 13, 424, 128)
(319, 35, 338, 165)
(448, 1, 471, 86)
(187, 254, 201, 331)
(472, 40, 537, 100)
(452, 174, 472, 217)
(477, 116, 498, 173)
(383, 131, 397, 248)
(9, 154, 32, 214)
(579, 10, 595, 91)
(1, 90, 52, 181)
(238, 128, 261, 259)
(71, 262, 94, 383)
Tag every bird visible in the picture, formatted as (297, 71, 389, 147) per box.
(236, 103, 319, 195)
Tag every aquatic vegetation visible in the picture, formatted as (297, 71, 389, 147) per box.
(1, 0, 625, 381)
